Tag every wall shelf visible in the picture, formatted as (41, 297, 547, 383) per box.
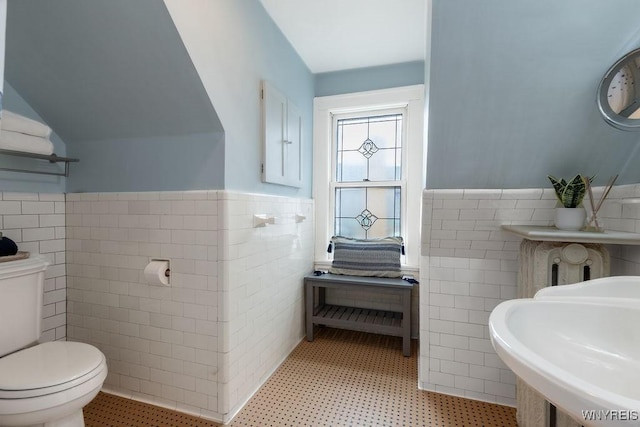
(0, 149, 79, 177)
(502, 224, 640, 245)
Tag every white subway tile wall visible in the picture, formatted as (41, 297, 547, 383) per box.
(66, 190, 221, 419)
(66, 190, 314, 423)
(0, 192, 66, 342)
(218, 192, 314, 420)
(420, 188, 558, 407)
(420, 183, 640, 406)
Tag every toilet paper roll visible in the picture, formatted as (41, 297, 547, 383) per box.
(144, 260, 170, 286)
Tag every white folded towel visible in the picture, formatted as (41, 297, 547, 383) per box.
(0, 129, 54, 155)
(1, 110, 52, 138)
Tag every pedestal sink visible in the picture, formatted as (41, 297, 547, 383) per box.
(489, 298, 640, 426)
(535, 276, 640, 300)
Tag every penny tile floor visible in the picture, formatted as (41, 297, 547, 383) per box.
(84, 328, 517, 426)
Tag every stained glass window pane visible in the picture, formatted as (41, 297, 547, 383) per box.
(336, 114, 403, 182)
(335, 187, 366, 218)
(337, 118, 368, 151)
(368, 148, 401, 182)
(337, 151, 367, 182)
(334, 187, 401, 239)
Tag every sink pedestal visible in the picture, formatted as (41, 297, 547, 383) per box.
(516, 239, 610, 427)
(517, 378, 586, 427)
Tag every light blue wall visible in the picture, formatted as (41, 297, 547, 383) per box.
(66, 132, 224, 193)
(164, 0, 315, 198)
(426, 0, 640, 189)
(0, 82, 67, 193)
(315, 61, 425, 97)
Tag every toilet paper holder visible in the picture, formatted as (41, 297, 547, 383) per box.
(144, 258, 171, 286)
(152, 258, 171, 277)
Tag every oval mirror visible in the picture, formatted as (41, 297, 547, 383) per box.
(598, 48, 640, 131)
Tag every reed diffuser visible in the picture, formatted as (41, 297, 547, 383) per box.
(583, 175, 618, 232)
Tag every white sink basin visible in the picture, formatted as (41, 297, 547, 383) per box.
(535, 276, 640, 300)
(489, 298, 640, 426)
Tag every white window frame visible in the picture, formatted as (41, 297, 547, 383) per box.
(313, 85, 425, 271)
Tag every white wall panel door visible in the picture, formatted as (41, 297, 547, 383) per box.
(262, 81, 302, 188)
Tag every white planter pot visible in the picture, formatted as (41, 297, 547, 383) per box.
(554, 207, 586, 231)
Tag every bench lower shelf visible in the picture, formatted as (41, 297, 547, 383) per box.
(312, 304, 404, 336)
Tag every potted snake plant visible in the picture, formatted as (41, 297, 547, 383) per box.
(548, 174, 588, 231)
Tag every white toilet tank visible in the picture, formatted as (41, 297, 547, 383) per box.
(0, 256, 50, 357)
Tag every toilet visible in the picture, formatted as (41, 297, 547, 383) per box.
(0, 256, 107, 427)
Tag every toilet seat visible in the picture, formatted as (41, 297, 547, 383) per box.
(0, 341, 106, 399)
(0, 341, 107, 426)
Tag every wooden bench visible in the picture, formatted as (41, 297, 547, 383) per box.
(304, 273, 412, 356)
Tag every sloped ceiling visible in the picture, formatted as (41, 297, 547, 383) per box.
(4, 0, 222, 144)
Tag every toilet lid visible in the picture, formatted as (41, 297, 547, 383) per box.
(0, 341, 104, 391)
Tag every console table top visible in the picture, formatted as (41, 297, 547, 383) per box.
(501, 225, 640, 245)
(304, 273, 412, 288)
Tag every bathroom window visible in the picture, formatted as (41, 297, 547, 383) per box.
(333, 112, 404, 239)
(313, 85, 425, 270)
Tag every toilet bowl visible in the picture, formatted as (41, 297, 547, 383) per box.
(0, 256, 108, 427)
(0, 342, 107, 427)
